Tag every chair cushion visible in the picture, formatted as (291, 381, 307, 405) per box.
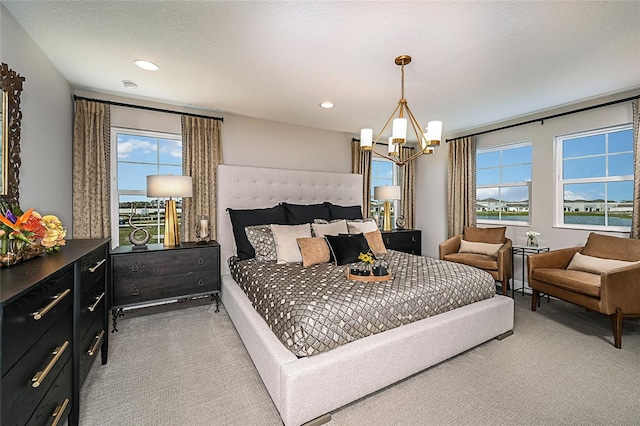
(458, 239, 502, 258)
(463, 226, 506, 244)
(444, 252, 498, 271)
(567, 252, 639, 274)
(581, 232, 640, 262)
(532, 268, 601, 298)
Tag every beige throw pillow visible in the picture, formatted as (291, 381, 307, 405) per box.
(297, 237, 331, 267)
(347, 219, 378, 234)
(458, 239, 503, 258)
(311, 220, 348, 238)
(364, 230, 387, 256)
(270, 224, 312, 264)
(566, 252, 638, 275)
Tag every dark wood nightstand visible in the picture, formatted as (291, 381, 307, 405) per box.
(110, 241, 220, 332)
(381, 229, 422, 255)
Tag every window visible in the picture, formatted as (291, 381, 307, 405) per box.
(370, 158, 399, 219)
(110, 127, 184, 247)
(555, 125, 633, 231)
(476, 142, 532, 224)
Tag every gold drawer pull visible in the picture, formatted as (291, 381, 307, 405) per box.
(88, 330, 105, 357)
(51, 398, 70, 426)
(32, 340, 69, 388)
(88, 292, 105, 312)
(89, 258, 106, 272)
(33, 288, 71, 320)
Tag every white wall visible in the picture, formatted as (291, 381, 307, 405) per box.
(81, 90, 353, 175)
(416, 89, 640, 281)
(1, 4, 74, 232)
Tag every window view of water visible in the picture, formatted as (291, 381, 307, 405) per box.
(477, 214, 529, 222)
(564, 215, 632, 227)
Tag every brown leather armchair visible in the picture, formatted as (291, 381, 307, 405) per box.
(528, 232, 640, 348)
(439, 226, 513, 295)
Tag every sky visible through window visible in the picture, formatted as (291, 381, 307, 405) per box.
(117, 133, 182, 190)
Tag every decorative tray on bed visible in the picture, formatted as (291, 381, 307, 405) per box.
(345, 268, 392, 282)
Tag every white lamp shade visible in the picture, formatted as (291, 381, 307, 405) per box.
(374, 185, 401, 201)
(360, 128, 373, 149)
(392, 118, 407, 142)
(388, 137, 398, 156)
(427, 120, 443, 142)
(146, 175, 193, 198)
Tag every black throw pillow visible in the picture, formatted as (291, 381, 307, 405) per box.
(228, 205, 287, 260)
(282, 202, 331, 225)
(327, 203, 363, 220)
(325, 233, 373, 266)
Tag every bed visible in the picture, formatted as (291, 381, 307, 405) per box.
(216, 164, 514, 426)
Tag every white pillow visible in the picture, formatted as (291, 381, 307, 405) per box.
(566, 252, 638, 274)
(458, 239, 503, 257)
(312, 219, 348, 238)
(270, 224, 312, 264)
(347, 219, 378, 234)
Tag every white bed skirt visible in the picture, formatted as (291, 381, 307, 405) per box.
(221, 274, 514, 426)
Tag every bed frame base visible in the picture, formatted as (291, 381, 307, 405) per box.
(496, 329, 514, 340)
(301, 413, 332, 426)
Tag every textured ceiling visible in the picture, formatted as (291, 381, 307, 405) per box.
(3, 1, 640, 137)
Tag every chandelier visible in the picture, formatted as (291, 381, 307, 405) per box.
(360, 55, 442, 167)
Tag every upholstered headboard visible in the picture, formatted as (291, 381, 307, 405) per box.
(216, 164, 363, 274)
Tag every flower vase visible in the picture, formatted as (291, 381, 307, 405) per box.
(527, 236, 538, 247)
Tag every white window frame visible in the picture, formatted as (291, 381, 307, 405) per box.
(110, 127, 183, 248)
(476, 141, 532, 226)
(554, 124, 633, 232)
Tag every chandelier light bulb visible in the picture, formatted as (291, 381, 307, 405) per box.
(360, 128, 373, 151)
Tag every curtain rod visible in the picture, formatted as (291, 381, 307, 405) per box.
(351, 137, 414, 149)
(445, 94, 640, 143)
(73, 95, 224, 122)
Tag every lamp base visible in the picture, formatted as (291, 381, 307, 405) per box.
(163, 199, 180, 247)
(383, 200, 393, 232)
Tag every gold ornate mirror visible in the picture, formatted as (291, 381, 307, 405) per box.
(0, 63, 25, 206)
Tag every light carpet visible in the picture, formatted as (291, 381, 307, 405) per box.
(79, 295, 640, 426)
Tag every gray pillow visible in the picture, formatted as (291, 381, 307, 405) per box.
(245, 224, 277, 262)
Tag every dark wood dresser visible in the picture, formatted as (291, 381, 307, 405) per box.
(381, 229, 422, 255)
(0, 238, 110, 426)
(110, 241, 220, 331)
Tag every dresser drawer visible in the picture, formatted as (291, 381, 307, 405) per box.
(79, 245, 108, 297)
(26, 358, 72, 426)
(78, 312, 106, 388)
(78, 279, 105, 341)
(1, 267, 73, 376)
(112, 247, 217, 281)
(382, 230, 422, 255)
(113, 272, 218, 307)
(1, 308, 72, 426)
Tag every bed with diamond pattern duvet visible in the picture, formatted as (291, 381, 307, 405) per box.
(229, 250, 496, 357)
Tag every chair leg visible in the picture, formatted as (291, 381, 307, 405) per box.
(531, 290, 539, 311)
(610, 308, 623, 349)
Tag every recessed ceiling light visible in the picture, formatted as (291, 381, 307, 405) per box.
(320, 101, 335, 109)
(134, 59, 159, 71)
(122, 80, 138, 89)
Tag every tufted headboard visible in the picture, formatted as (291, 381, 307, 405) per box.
(216, 164, 363, 274)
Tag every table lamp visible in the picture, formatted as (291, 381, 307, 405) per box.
(146, 175, 193, 246)
(374, 185, 401, 232)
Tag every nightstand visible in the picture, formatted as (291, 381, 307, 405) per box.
(381, 229, 422, 255)
(110, 241, 220, 332)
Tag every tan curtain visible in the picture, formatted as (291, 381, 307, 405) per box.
(72, 100, 110, 239)
(631, 99, 640, 239)
(447, 136, 477, 237)
(400, 146, 415, 229)
(351, 140, 372, 217)
(182, 116, 223, 241)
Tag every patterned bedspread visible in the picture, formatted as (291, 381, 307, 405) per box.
(229, 250, 496, 357)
